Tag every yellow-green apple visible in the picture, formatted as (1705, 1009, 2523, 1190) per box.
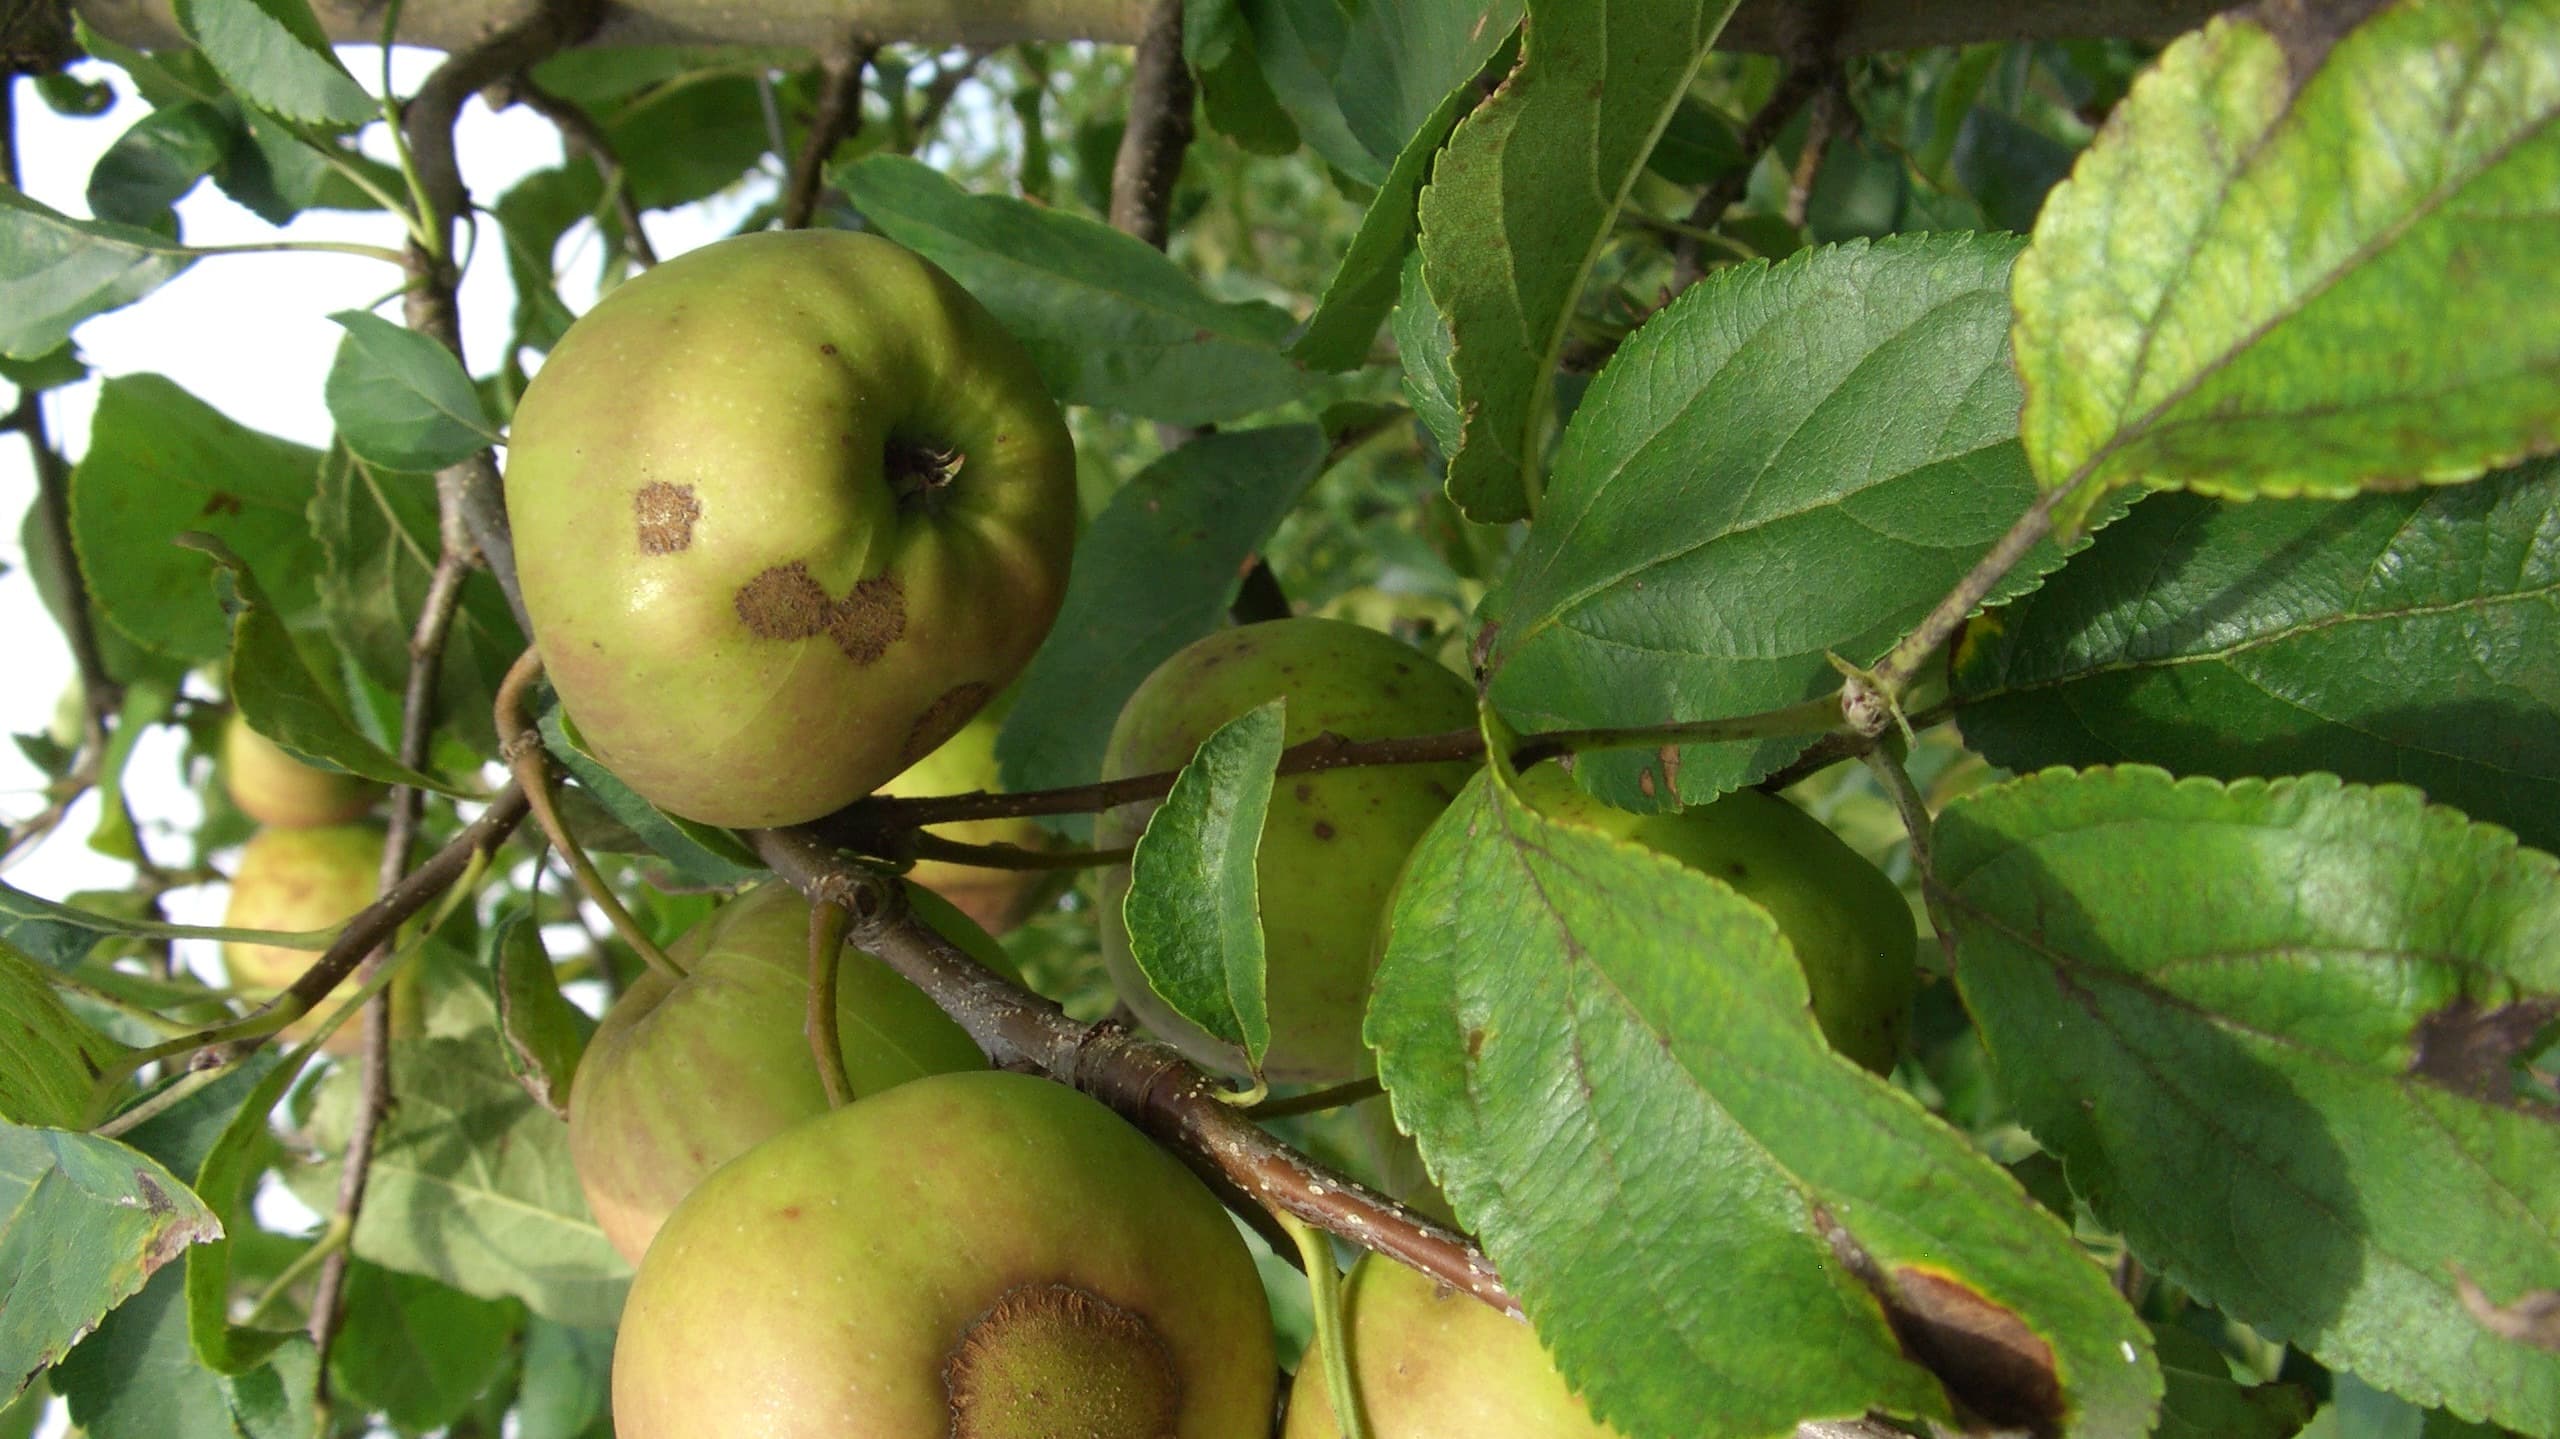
(504, 230, 1077, 828)
(1098, 618, 1479, 1083)
(568, 879, 1011, 1262)
(221, 713, 380, 827)
(613, 1070, 1276, 1439)
(878, 701, 1052, 935)
(219, 823, 386, 1054)
(1284, 1254, 1619, 1438)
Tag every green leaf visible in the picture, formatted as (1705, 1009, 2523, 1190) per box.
(0, 341, 86, 392)
(491, 162, 602, 359)
(0, 880, 328, 962)
(301, 1037, 630, 1327)
(1, 1124, 220, 1404)
(2011, 0, 2560, 534)
(1482, 236, 2073, 809)
(602, 74, 773, 211)
(87, 101, 234, 230)
(0, 942, 126, 1129)
(172, 0, 376, 126)
(1123, 701, 1284, 1071)
(2152, 1325, 2314, 1439)
(311, 443, 523, 761)
(1935, 767, 2560, 1433)
(997, 426, 1326, 837)
(54, 1267, 314, 1439)
(486, 909, 592, 1119)
(0, 189, 194, 359)
(515, 1318, 613, 1439)
(177, 533, 449, 793)
(1951, 458, 2560, 855)
(69, 375, 323, 661)
(1236, 0, 1520, 185)
(1183, 0, 1301, 156)
(181, 1028, 325, 1377)
(323, 311, 499, 472)
(538, 709, 761, 889)
(1289, 40, 1496, 372)
(837, 154, 1308, 426)
(86, 679, 174, 862)
(329, 1264, 521, 1431)
(1370, 767, 2159, 1438)
(1392, 251, 1462, 458)
(1416, 0, 1743, 522)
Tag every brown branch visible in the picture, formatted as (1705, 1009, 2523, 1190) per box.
(782, 35, 880, 229)
(1105, 0, 1192, 249)
(1671, 60, 1838, 289)
(751, 827, 1516, 1316)
(493, 76, 660, 267)
(903, 47, 985, 150)
(393, 0, 610, 635)
(823, 727, 1490, 838)
(308, 545, 472, 1391)
(906, 831, 1128, 872)
(73, 0, 2234, 61)
(1784, 75, 1852, 231)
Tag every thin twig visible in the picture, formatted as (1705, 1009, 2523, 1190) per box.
(905, 831, 1128, 872)
(805, 898, 853, 1106)
(309, 544, 471, 1391)
(496, 76, 659, 266)
(782, 35, 880, 229)
(751, 828, 1517, 1316)
(1106, 0, 1193, 248)
(1784, 75, 1851, 231)
(1859, 487, 2065, 713)
(1671, 60, 1839, 289)
(903, 47, 985, 151)
(1248, 1077, 1384, 1119)
(496, 648, 685, 980)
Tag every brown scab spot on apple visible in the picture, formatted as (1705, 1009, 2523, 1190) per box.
(733, 564, 908, 663)
(828, 576, 906, 663)
(899, 680, 996, 767)
(1312, 820, 1337, 841)
(633, 481, 701, 554)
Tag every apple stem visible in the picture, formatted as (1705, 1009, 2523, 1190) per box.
(1247, 1077, 1384, 1119)
(1282, 1212, 1373, 1439)
(497, 648, 689, 982)
(806, 897, 856, 1108)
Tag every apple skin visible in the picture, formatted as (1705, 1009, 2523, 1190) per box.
(1510, 764, 1918, 1074)
(505, 230, 1077, 829)
(1284, 1254, 1618, 1439)
(568, 879, 1014, 1263)
(219, 824, 386, 1055)
(612, 1070, 1276, 1439)
(878, 702, 1052, 935)
(1098, 619, 1479, 1084)
(221, 714, 381, 828)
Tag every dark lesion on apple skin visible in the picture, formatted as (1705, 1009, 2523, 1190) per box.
(732, 561, 909, 663)
(633, 481, 702, 554)
(900, 680, 997, 768)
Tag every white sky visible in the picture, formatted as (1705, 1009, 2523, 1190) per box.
(2, 51, 757, 923)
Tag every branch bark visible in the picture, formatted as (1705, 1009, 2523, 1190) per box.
(75, 0, 2229, 59)
(751, 827, 1516, 1315)
(1106, 0, 1191, 249)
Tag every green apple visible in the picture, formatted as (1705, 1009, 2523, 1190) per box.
(568, 879, 1012, 1263)
(505, 230, 1078, 828)
(878, 700, 1053, 935)
(220, 713, 380, 828)
(1510, 763, 1919, 1073)
(1098, 618, 1479, 1083)
(219, 823, 386, 1055)
(1284, 1254, 1618, 1439)
(613, 1070, 1276, 1439)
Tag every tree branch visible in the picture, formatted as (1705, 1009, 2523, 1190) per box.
(1106, 0, 1191, 249)
(491, 74, 660, 267)
(750, 827, 1516, 1316)
(1671, 59, 1837, 288)
(75, 0, 2232, 61)
(782, 34, 879, 229)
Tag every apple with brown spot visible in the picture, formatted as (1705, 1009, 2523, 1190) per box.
(504, 230, 1077, 828)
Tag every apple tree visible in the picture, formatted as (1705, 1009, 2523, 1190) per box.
(2, 0, 2555, 1436)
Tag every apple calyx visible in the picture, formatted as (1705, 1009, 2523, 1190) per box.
(944, 1283, 1179, 1439)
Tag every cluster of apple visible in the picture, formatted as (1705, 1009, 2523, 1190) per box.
(489, 231, 1921, 1436)
(216, 714, 387, 1054)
